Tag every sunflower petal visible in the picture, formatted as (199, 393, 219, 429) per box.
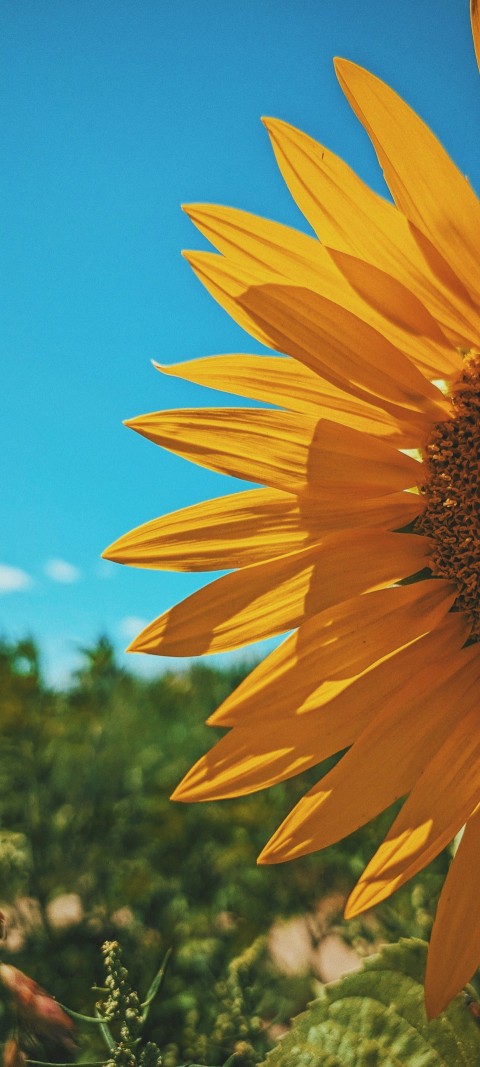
(183, 202, 321, 280)
(104, 486, 423, 573)
(209, 580, 458, 726)
(263, 116, 480, 347)
(259, 636, 479, 864)
(126, 407, 317, 493)
(346, 650, 480, 914)
(326, 249, 461, 379)
(104, 488, 304, 570)
(210, 616, 469, 761)
(174, 594, 463, 802)
(425, 803, 480, 1018)
(128, 530, 430, 657)
(126, 409, 421, 497)
(335, 59, 480, 306)
(173, 714, 354, 801)
(156, 356, 416, 443)
(183, 202, 459, 379)
(185, 252, 448, 426)
(472, 0, 480, 71)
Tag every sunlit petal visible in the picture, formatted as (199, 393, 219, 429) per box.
(184, 202, 459, 379)
(259, 633, 477, 864)
(209, 580, 459, 726)
(346, 651, 480, 913)
(126, 408, 422, 496)
(263, 116, 480, 346)
(425, 803, 480, 1018)
(185, 252, 448, 427)
(128, 530, 430, 656)
(175, 609, 466, 801)
(335, 59, 480, 306)
(156, 356, 417, 443)
(104, 486, 424, 572)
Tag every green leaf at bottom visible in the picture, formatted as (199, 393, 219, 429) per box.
(261, 939, 480, 1067)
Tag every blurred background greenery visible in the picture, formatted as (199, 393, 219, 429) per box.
(0, 636, 453, 1066)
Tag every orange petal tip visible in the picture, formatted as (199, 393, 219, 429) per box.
(256, 841, 284, 865)
(345, 880, 382, 918)
(343, 895, 364, 920)
(333, 57, 368, 94)
(126, 636, 143, 653)
(260, 116, 281, 134)
(101, 538, 127, 563)
(332, 56, 348, 79)
(424, 993, 444, 1022)
(170, 784, 187, 802)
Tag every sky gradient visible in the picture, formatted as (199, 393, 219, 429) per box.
(2, 0, 479, 684)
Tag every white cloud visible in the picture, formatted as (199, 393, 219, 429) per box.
(44, 558, 81, 584)
(118, 616, 148, 641)
(0, 564, 33, 594)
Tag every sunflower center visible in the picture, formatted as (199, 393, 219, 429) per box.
(416, 354, 480, 641)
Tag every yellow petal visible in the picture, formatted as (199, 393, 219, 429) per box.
(173, 714, 354, 802)
(259, 634, 478, 864)
(346, 648, 480, 914)
(326, 249, 461, 379)
(335, 59, 480, 307)
(184, 201, 321, 280)
(157, 356, 417, 445)
(174, 587, 461, 801)
(185, 252, 448, 427)
(290, 491, 422, 534)
(472, 0, 480, 71)
(207, 621, 466, 788)
(425, 802, 480, 1018)
(212, 616, 469, 744)
(104, 488, 305, 570)
(183, 202, 459, 379)
(103, 487, 423, 573)
(126, 407, 319, 494)
(126, 409, 421, 497)
(128, 529, 430, 657)
(210, 580, 458, 727)
(263, 116, 480, 347)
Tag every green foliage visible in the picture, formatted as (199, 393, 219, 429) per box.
(261, 940, 480, 1067)
(0, 834, 32, 902)
(0, 636, 471, 1066)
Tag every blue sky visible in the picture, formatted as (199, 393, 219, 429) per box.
(2, 0, 479, 685)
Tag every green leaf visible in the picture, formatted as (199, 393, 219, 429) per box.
(141, 947, 173, 1021)
(261, 939, 480, 1067)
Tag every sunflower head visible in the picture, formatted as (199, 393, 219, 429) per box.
(104, 10, 480, 1019)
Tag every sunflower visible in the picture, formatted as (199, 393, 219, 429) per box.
(104, 7, 480, 1018)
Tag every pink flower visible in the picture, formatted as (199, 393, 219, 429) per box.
(0, 965, 76, 1050)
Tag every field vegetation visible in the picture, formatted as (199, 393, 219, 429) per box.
(0, 636, 451, 1066)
